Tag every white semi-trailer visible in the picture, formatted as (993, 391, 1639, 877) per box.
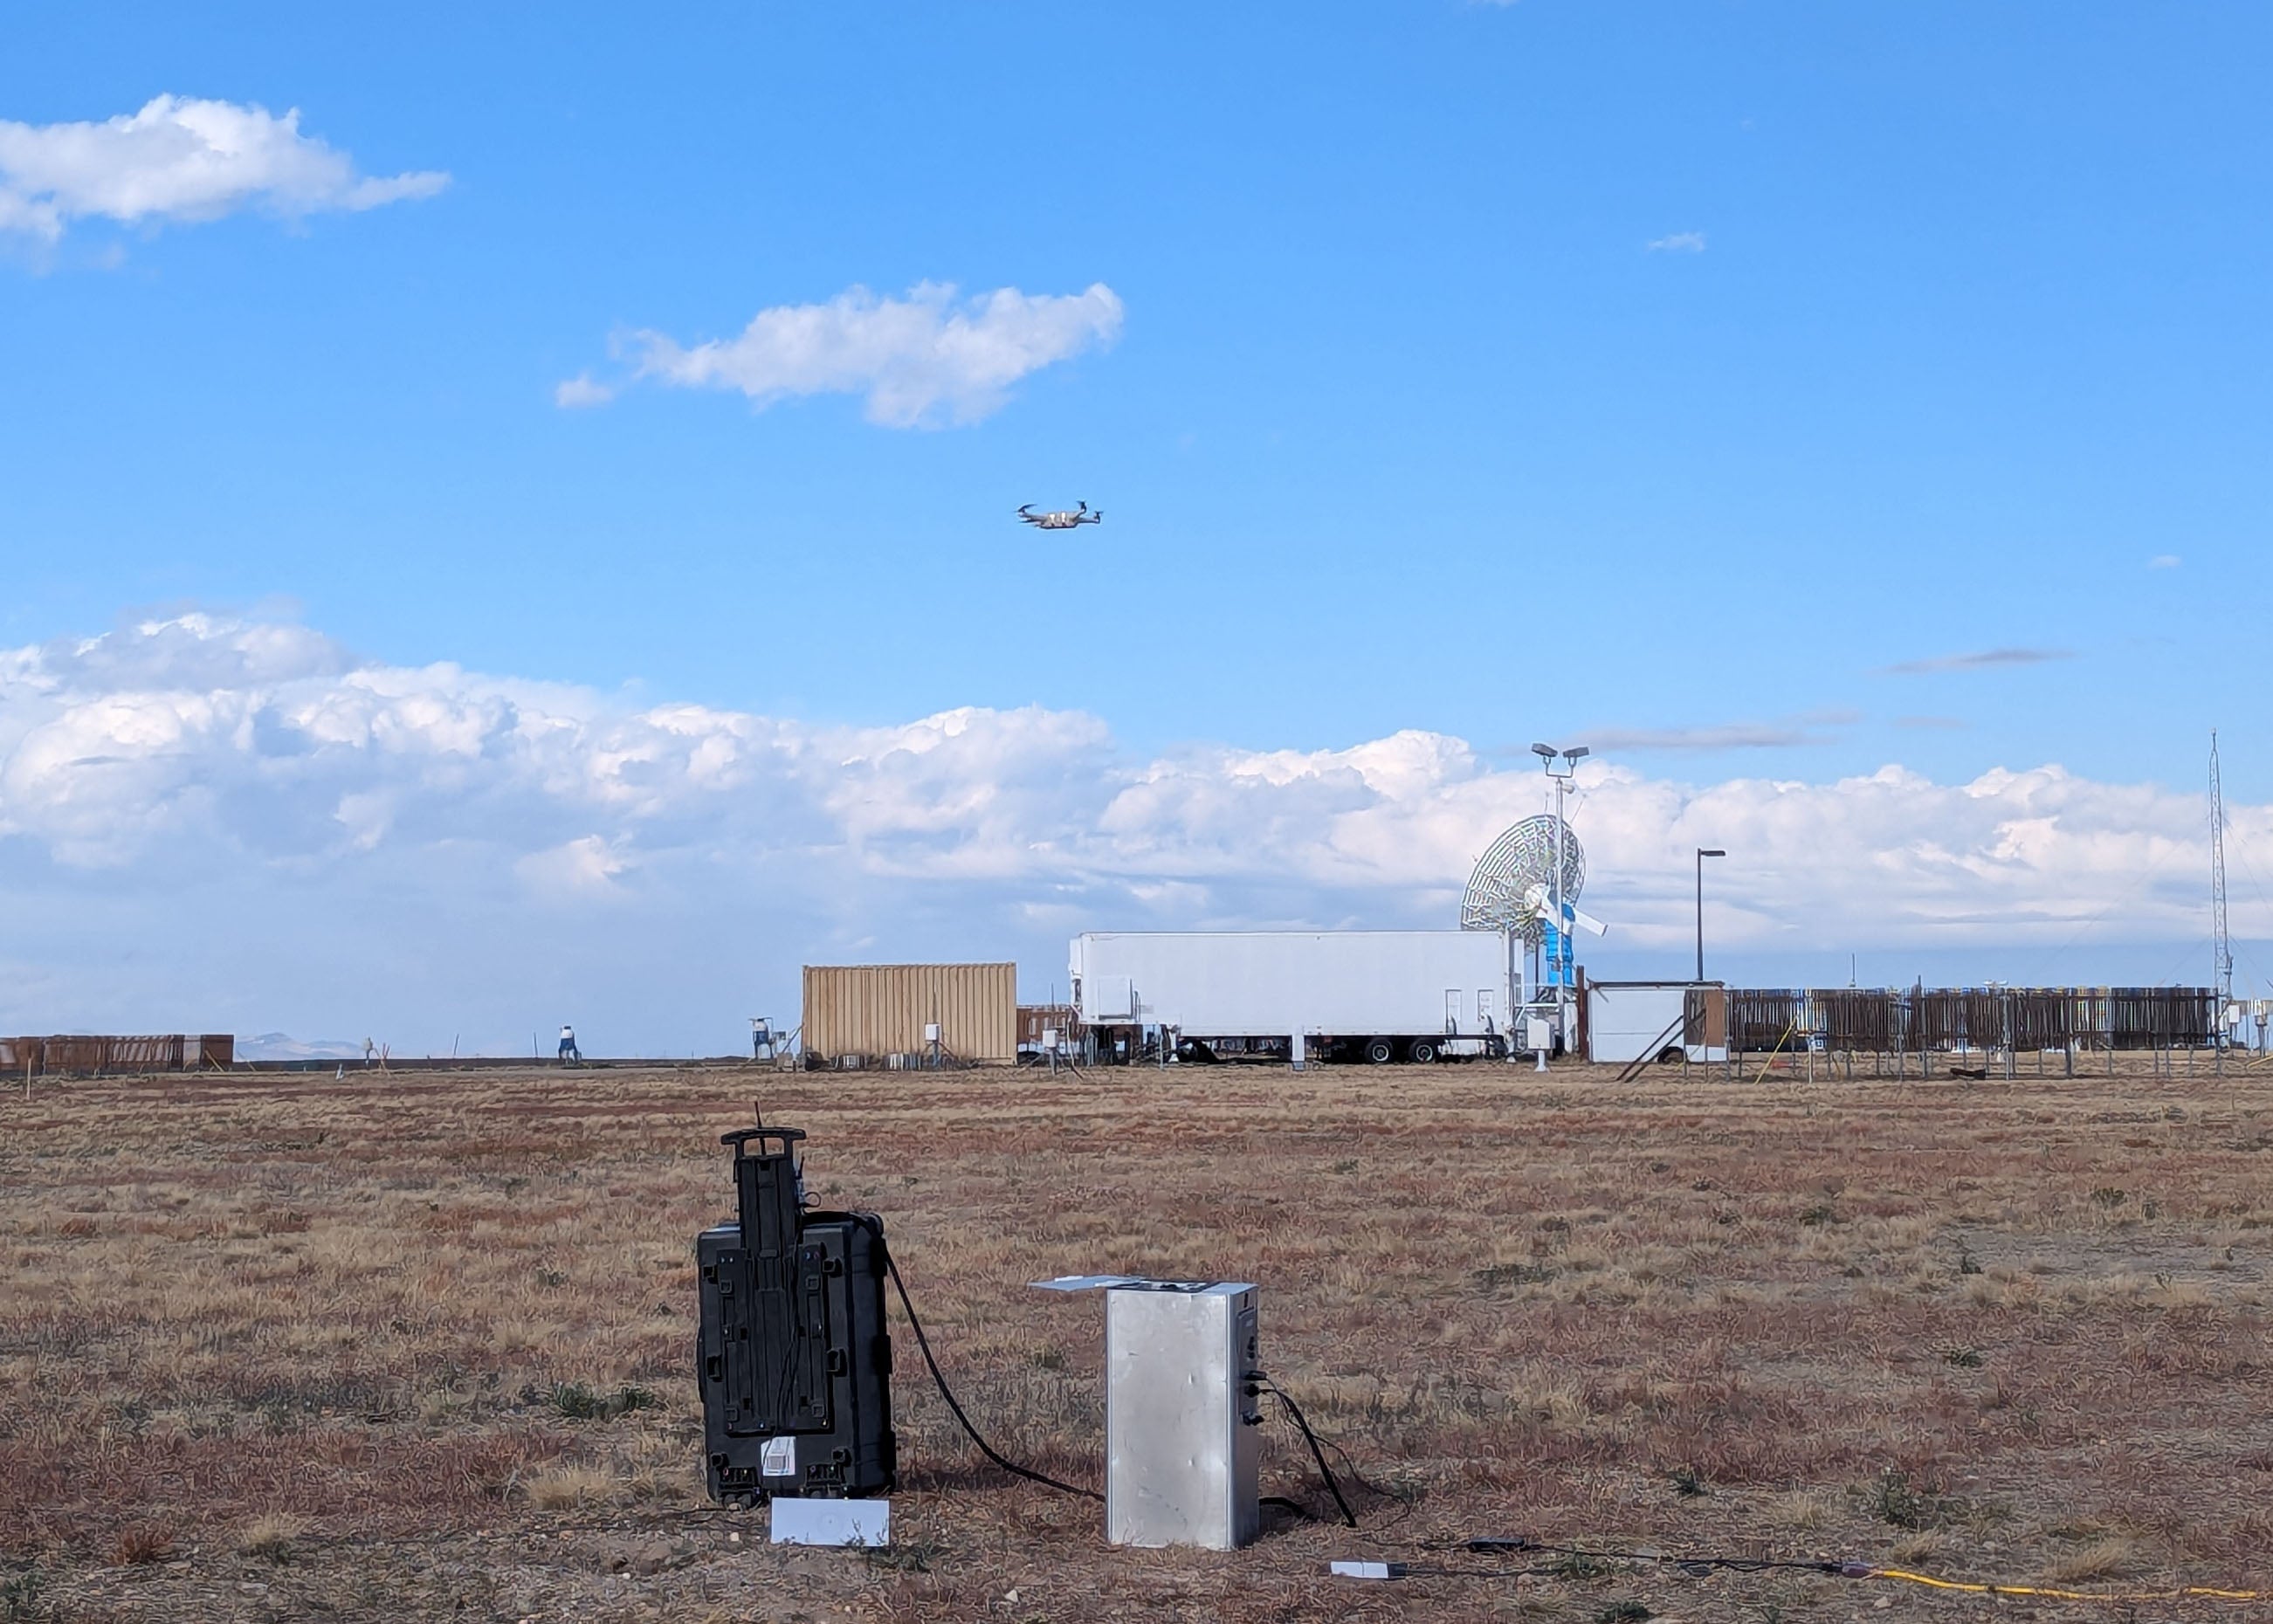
(1069, 930, 1521, 1064)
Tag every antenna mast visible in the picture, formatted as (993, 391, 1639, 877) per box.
(2211, 729, 2233, 1006)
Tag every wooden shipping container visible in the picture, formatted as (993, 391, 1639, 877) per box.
(802, 964, 1017, 1065)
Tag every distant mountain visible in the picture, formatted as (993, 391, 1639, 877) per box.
(236, 1033, 368, 1061)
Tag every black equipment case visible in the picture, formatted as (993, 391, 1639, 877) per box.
(697, 1125, 896, 1501)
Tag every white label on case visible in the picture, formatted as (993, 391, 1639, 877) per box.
(761, 1435, 796, 1477)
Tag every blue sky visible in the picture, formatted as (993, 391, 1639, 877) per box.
(3, 4, 2269, 1048)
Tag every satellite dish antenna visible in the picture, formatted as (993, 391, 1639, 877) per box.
(1462, 814, 1586, 945)
(1521, 882, 1608, 939)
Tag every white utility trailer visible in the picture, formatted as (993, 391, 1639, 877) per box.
(1069, 930, 1521, 1064)
(1583, 980, 1726, 1065)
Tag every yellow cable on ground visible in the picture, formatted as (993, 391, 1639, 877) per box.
(1870, 1566, 2264, 1603)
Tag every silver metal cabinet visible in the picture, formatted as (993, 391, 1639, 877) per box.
(1103, 1282, 1260, 1550)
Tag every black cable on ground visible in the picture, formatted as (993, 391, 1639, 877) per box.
(1464, 1537, 1849, 1578)
(1251, 1382, 1420, 1538)
(1315, 1428, 1406, 1516)
(882, 1250, 1102, 1502)
(1333, 1540, 1852, 1586)
(1257, 1382, 1356, 1527)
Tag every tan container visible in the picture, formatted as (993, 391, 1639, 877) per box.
(802, 964, 1017, 1065)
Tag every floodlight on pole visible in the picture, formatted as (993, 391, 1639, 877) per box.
(1695, 849, 1725, 982)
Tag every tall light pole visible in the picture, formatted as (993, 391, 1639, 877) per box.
(1695, 849, 1725, 982)
(1532, 742, 1589, 1054)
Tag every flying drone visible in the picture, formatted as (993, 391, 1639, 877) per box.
(1017, 502, 1103, 530)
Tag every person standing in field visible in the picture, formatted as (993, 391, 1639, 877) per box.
(559, 1023, 581, 1064)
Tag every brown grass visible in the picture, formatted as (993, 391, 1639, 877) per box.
(233, 1511, 307, 1560)
(2040, 1534, 2145, 1584)
(521, 1462, 622, 1511)
(2, 1056, 2270, 1620)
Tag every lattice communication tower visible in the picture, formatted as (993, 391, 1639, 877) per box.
(2212, 729, 2234, 1004)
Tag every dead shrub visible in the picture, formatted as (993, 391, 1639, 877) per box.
(1889, 1531, 1944, 1565)
(1862, 1469, 1954, 1531)
(520, 1463, 618, 1510)
(237, 1511, 308, 1560)
(546, 1380, 659, 1421)
(2039, 1536, 2144, 1584)
(109, 1521, 176, 1566)
(1761, 1488, 1837, 1531)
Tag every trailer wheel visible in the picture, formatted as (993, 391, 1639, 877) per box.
(1362, 1036, 1396, 1066)
(1406, 1037, 1440, 1064)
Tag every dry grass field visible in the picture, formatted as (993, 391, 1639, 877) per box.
(3, 1055, 2271, 1622)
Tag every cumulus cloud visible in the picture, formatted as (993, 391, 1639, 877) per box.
(1883, 647, 2072, 676)
(1647, 231, 1707, 253)
(0, 95, 447, 241)
(603, 281, 1125, 427)
(1, 613, 2258, 1046)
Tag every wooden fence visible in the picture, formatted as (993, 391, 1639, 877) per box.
(0, 1035, 234, 1077)
(1718, 987, 2222, 1065)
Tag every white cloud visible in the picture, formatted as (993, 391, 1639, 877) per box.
(1883, 647, 2072, 676)
(553, 374, 615, 409)
(0, 95, 447, 242)
(517, 834, 630, 895)
(609, 281, 1125, 427)
(2, 613, 2259, 1046)
(1582, 720, 1837, 752)
(1647, 231, 1707, 253)
(2148, 554, 2181, 569)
